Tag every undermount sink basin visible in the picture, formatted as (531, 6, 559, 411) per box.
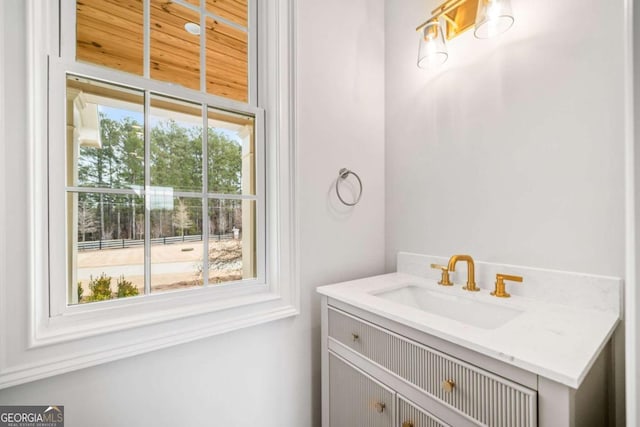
(374, 284, 523, 329)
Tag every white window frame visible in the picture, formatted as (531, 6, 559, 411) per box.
(0, 0, 297, 388)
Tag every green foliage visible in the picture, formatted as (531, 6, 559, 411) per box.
(79, 275, 137, 303)
(78, 116, 144, 189)
(116, 276, 139, 298)
(88, 274, 113, 302)
(78, 115, 146, 241)
(76, 113, 243, 240)
(151, 121, 203, 192)
(208, 130, 242, 194)
(77, 281, 84, 302)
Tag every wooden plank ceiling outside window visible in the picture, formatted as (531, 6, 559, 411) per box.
(76, 0, 248, 103)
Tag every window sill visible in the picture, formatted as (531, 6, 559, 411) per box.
(34, 285, 292, 347)
(2, 299, 298, 390)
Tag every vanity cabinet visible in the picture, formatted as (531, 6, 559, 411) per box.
(321, 297, 612, 427)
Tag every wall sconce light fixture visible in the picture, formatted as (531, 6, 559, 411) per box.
(416, 0, 515, 69)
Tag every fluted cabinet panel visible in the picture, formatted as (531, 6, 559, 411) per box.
(328, 308, 537, 427)
(329, 352, 394, 427)
(398, 396, 450, 427)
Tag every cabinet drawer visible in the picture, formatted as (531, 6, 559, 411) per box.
(329, 352, 394, 427)
(328, 307, 537, 427)
(398, 395, 450, 427)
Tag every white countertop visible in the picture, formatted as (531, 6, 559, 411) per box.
(317, 254, 622, 389)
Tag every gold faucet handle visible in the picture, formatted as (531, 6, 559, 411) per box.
(430, 264, 453, 286)
(491, 274, 523, 298)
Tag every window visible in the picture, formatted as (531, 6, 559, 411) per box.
(64, 77, 260, 305)
(0, 0, 296, 387)
(52, 0, 266, 309)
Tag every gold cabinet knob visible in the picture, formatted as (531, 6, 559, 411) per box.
(402, 422, 415, 427)
(374, 402, 386, 413)
(351, 332, 360, 342)
(491, 274, 523, 298)
(441, 379, 455, 393)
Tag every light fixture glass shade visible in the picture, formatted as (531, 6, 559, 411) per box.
(417, 22, 448, 69)
(474, 0, 514, 39)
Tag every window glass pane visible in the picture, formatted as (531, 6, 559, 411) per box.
(206, 0, 248, 27)
(150, 95, 203, 193)
(69, 192, 145, 305)
(151, 0, 201, 91)
(67, 76, 145, 190)
(206, 17, 248, 102)
(150, 197, 204, 293)
(76, 0, 144, 75)
(208, 108, 255, 195)
(207, 199, 255, 284)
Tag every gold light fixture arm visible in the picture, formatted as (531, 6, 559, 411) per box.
(416, 0, 469, 32)
(416, 0, 481, 40)
(442, 14, 459, 31)
(416, 17, 438, 32)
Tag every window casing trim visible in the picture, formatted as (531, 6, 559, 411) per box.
(47, 0, 269, 331)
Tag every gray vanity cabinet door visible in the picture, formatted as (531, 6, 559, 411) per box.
(397, 396, 450, 427)
(329, 352, 394, 427)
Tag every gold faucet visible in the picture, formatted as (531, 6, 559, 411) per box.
(491, 274, 523, 298)
(447, 254, 479, 292)
(430, 264, 453, 286)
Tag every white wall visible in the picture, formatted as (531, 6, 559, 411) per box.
(629, 0, 639, 424)
(385, 0, 626, 276)
(385, 0, 627, 424)
(0, 0, 386, 426)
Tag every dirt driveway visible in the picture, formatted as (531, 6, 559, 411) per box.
(77, 240, 243, 294)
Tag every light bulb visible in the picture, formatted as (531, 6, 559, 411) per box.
(474, 0, 514, 39)
(417, 22, 448, 69)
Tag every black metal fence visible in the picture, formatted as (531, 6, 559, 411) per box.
(77, 233, 235, 251)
